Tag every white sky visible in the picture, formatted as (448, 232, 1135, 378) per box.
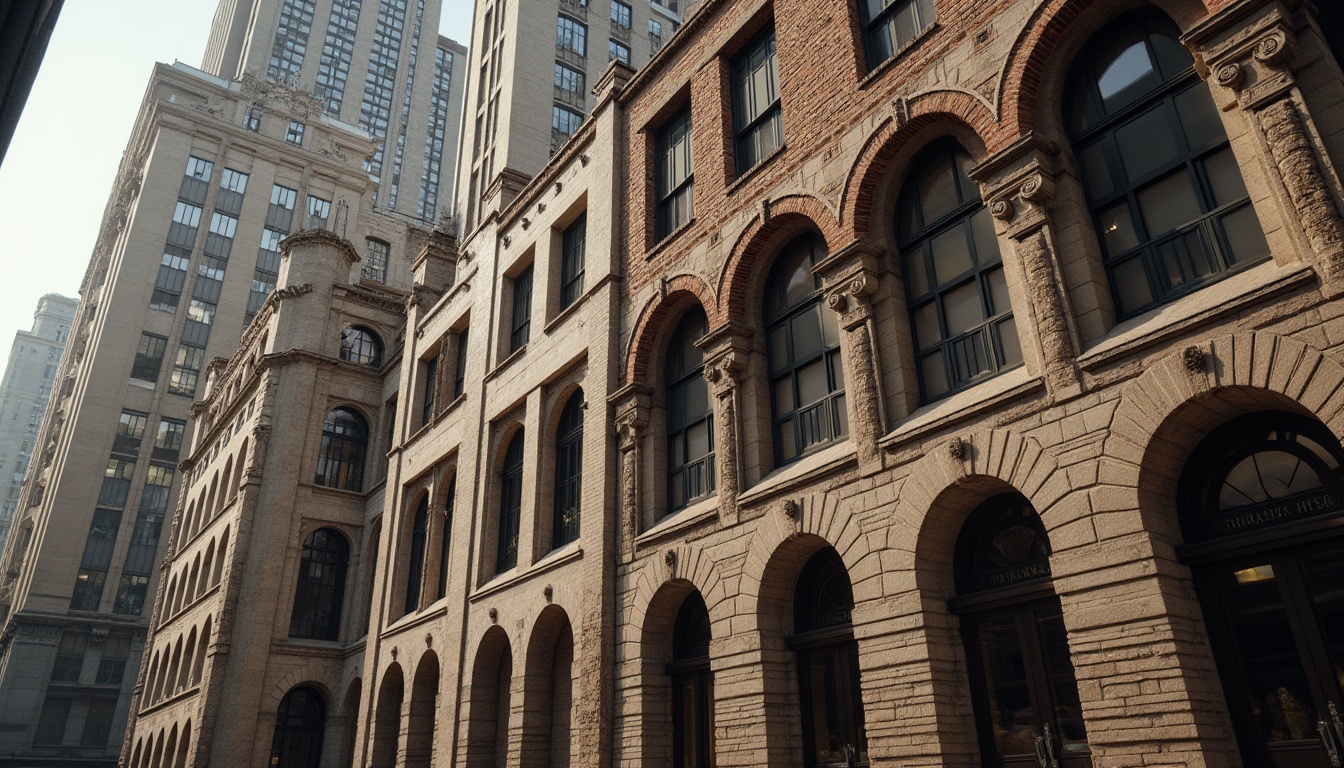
(0, 0, 474, 342)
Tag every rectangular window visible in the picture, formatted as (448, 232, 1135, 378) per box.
(286, 119, 306, 145)
(204, 211, 238, 258)
(364, 238, 390, 282)
(51, 631, 87, 682)
(510, 265, 534, 353)
(113, 410, 148, 456)
(561, 213, 587, 308)
(554, 63, 585, 94)
(153, 418, 187, 462)
(453, 327, 469, 399)
(731, 28, 783, 176)
(307, 195, 332, 229)
(70, 569, 108, 612)
(99, 459, 135, 508)
(112, 574, 151, 616)
(422, 354, 439, 426)
(151, 246, 191, 312)
(34, 697, 71, 745)
(131, 333, 168, 384)
(217, 168, 250, 215)
(267, 184, 298, 231)
(168, 201, 203, 248)
(180, 156, 214, 204)
(95, 634, 131, 685)
(169, 344, 206, 397)
(244, 103, 264, 131)
(859, 0, 934, 70)
(71, 508, 120, 611)
(556, 16, 587, 56)
(609, 39, 630, 64)
(610, 0, 631, 28)
(552, 105, 584, 150)
(656, 109, 695, 239)
(80, 699, 117, 746)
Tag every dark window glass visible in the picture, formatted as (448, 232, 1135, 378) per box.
(80, 699, 117, 747)
(438, 476, 456, 600)
(269, 687, 326, 768)
(497, 431, 525, 572)
(421, 354, 439, 426)
(453, 327, 470, 399)
(363, 238, 390, 282)
(114, 410, 148, 456)
(764, 234, 847, 465)
(666, 307, 715, 512)
(288, 528, 350, 640)
(34, 697, 71, 745)
(609, 39, 631, 64)
(731, 29, 783, 176)
(670, 593, 714, 768)
(610, 0, 632, 28)
(792, 548, 868, 767)
(405, 496, 429, 614)
(340, 326, 383, 366)
(112, 575, 151, 616)
(553, 392, 584, 549)
(153, 418, 187, 462)
(656, 110, 695, 240)
(556, 15, 587, 55)
(1067, 13, 1267, 320)
(858, 0, 935, 70)
(561, 214, 587, 308)
(51, 631, 87, 682)
(510, 266, 534, 353)
(131, 333, 168, 384)
(315, 408, 368, 491)
(95, 634, 131, 685)
(70, 569, 108, 612)
(898, 141, 1020, 402)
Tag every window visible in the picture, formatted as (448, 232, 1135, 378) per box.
(666, 307, 714, 512)
(269, 687, 327, 768)
(557, 16, 587, 56)
(152, 246, 190, 312)
(182, 156, 214, 204)
(731, 28, 783, 176)
(793, 548, 868, 766)
(51, 631, 87, 682)
(405, 496, 429, 614)
(552, 105, 584, 142)
(113, 574, 151, 616)
(34, 697, 71, 745)
(268, 184, 299, 231)
(438, 476, 455, 600)
(113, 410, 148, 456)
(421, 353, 439, 426)
(1067, 13, 1267, 320)
(363, 238, 390, 282)
(95, 634, 131, 685)
(858, 0, 934, 70)
(656, 110, 694, 239)
(554, 63, 585, 95)
(340, 326, 383, 366)
(561, 213, 587, 309)
(169, 344, 206, 396)
(670, 593, 714, 768)
(610, 39, 631, 64)
(649, 19, 664, 53)
(205, 211, 238, 257)
(99, 458, 135, 508)
(169, 201, 203, 248)
(497, 431, 524, 572)
(553, 392, 584, 549)
(71, 508, 122, 611)
(153, 418, 187, 462)
(217, 168, 249, 215)
(315, 408, 368, 491)
(289, 528, 349, 640)
(764, 234, 847, 465)
(244, 103, 264, 131)
(287, 120, 307, 146)
(453, 327, 470, 399)
(131, 333, 168, 384)
(610, 0, 631, 29)
(898, 141, 1020, 402)
(307, 195, 331, 229)
(510, 265, 534, 353)
(80, 699, 117, 747)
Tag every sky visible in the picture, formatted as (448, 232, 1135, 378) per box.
(0, 0, 474, 344)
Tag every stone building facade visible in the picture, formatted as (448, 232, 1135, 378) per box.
(127, 0, 1344, 767)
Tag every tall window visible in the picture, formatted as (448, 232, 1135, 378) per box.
(858, 0, 934, 70)
(666, 307, 714, 512)
(656, 110, 694, 240)
(269, 687, 326, 768)
(340, 326, 383, 366)
(130, 333, 168, 384)
(510, 265, 534, 353)
(289, 528, 350, 640)
(153, 418, 187, 462)
(438, 476, 456, 600)
(670, 592, 714, 768)
(561, 213, 587, 309)
(1067, 13, 1267, 320)
(793, 548, 868, 766)
(71, 508, 122, 611)
(552, 105, 584, 143)
(553, 392, 584, 549)
(497, 431, 524, 572)
(554, 63, 585, 96)
(453, 327, 470, 399)
(610, 0, 632, 29)
(315, 408, 368, 492)
(405, 496, 429, 614)
(364, 238, 390, 283)
(952, 495, 1088, 766)
(421, 353, 439, 426)
(113, 410, 148, 455)
(731, 28, 782, 176)
(557, 16, 587, 56)
(51, 631, 87, 682)
(765, 234, 846, 465)
(898, 141, 1020, 401)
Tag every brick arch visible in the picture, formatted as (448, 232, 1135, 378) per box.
(717, 194, 843, 322)
(266, 667, 337, 712)
(630, 541, 729, 640)
(840, 93, 1000, 241)
(624, 274, 716, 384)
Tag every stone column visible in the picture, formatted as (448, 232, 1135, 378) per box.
(816, 241, 888, 468)
(975, 138, 1082, 395)
(610, 385, 650, 555)
(1189, 2, 1344, 286)
(697, 324, 752, 523)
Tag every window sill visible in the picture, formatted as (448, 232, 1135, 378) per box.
(484, 344, 528, 383)
(1079, 259, 1314, 371)
(470, 542, 584, 602)
(880, 367, 1043, 454)
(404, 394, 467, 450)
(726, 143, 787, 196)
(381, 602, 448, 638)
(635, 494, 720, 548)
(739, 440, 858, 508)
(545, 278, 604, 335)
(856, 22, 938, 90)
(645, 217, 697, 262)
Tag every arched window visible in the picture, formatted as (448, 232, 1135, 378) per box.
(666, 307, 715, 513)
(553, 392, 584, 549)
(497, 431, 524, 573)
(951, 495, 1089, 766)
(438, 476, 455, 600)
(405, 495, 429, 614)
(340, 326, 383, 366)
(315, 408, 367, 492)
(289, 528, 349, 640)
(792, 548, 867, 767)
(269, 687, 326, 768)
(1067, 12, 1267, 320)
(897, 140, 1019, 402)
(764, 233, 846, 465)
(1179, 412, 1344, 765)
(669, 592, 714, 768)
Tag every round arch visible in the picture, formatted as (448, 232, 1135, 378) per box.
(625, 277, 717, 384)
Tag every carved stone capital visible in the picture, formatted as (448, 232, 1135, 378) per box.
(824, 270, 881, 328)
(1186, 4, 1296, 110)
(703, 351, 746, 397)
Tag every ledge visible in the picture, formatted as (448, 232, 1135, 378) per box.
(644, 217, 698, 262)
(469, 543, 584, 602)
(635, 494, 720, 548)
(880, 367, 1044, 453)
(725, 142, 787, 196)
(380, 602, 449, 638)
(1079, 260, 1316, 371)
(543, 274, 612, 336)
(484, 344, 528, 383)
(738, 441, 858, 507)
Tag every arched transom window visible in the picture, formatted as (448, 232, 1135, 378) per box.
(340, 326, 383, 366)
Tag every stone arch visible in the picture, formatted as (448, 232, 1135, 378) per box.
(717, 196, 842, 321)
(191, 615, 211, 686)
(177, 626, 198, 692)
(625, 275, 717, 384)
(371, 662, 404, 768)
(130, 736, 144, 768)
(213, 527, 230, 586)
(220, 456, 234, 507)
(206, 471, 219, 520)
(144, 649, 161, 705)
(520, 604, 574, 768)
(462, 624, 513, 768)
(233, 438, 249, 497)
(165, 635, 184, 699)
(163, 576, 178, 620)
(630, 543, 729, 639)
(405, 650, 440, 768)
(160, 725, 178, 768)
(841, 96, 999, 241)
(173, 720, 191, 768)
(187, 554, 201, 605)
(267, 667, 336, 714)
(149, 727, 165, 768)
(335, 677, 363, 768)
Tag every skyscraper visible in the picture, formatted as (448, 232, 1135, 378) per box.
(0, 2, 465, 764)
